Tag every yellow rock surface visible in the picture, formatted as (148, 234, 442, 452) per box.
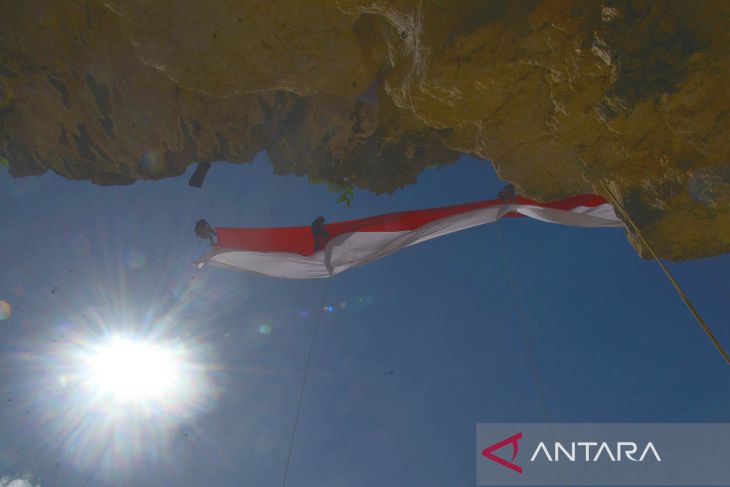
(1, 0, 729, 259)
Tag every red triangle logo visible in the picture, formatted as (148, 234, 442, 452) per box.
(481, 432, 523, 474)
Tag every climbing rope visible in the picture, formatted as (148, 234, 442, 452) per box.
(81, 436, 111, 487)
(600, 181, 730, 366)
(495, 223, 571, 487)
(280, 178, 332, 486)
(280, 273, 332, 487)
(495, 225, 552, 422)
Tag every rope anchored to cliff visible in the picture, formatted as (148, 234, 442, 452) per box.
(600, 181, 730, 366)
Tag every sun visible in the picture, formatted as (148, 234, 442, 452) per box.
(84, 337, 182, 403)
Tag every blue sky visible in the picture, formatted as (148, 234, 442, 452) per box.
(0, 154, 728, 486)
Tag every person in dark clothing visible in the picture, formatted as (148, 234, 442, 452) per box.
(188, 162, 212, 188)
(311, 216, 330, 251)
(498, 183, 517, 202)
(194, 219, 217, 245)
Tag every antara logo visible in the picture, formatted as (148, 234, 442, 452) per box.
(482, 432, 523, 474)
(530, 441, 662, 463)
(482, 433, 662, 475)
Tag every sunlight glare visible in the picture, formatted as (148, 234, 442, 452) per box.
(85, 337, 181, 403)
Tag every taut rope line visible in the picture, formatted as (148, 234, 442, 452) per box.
(601, 181, 730, 366)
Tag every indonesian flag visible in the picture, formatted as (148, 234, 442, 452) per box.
(196, 195, 622, 279)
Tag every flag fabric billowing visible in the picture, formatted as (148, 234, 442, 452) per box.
(196, 195, 622, 279)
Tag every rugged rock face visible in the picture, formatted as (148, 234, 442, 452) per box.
(1, 0, 729, 260)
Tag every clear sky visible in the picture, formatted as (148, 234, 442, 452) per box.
(0, 154, 728, 486)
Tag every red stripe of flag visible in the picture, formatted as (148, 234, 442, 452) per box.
(215, 195, 609, 257)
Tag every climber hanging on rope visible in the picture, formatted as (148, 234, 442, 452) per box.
(498, 183, 517, 202)
(194, 218, 217, 245)
(311, 216, 329, 251)
(188, 162, 212, 188)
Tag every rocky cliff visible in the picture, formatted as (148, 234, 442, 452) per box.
(1, 0, 729, 260)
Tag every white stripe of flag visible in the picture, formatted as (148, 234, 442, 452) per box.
(196, 195, 622, 279)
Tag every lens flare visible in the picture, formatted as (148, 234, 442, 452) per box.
(27, 325, 220, 478)
(0, 301, 11, 320)
(140, 150, 161, 174)
(125, 249, 146, 269)
(17, 260, 231, 479)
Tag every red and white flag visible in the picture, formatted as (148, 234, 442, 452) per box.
(196, 195, 621, 279)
